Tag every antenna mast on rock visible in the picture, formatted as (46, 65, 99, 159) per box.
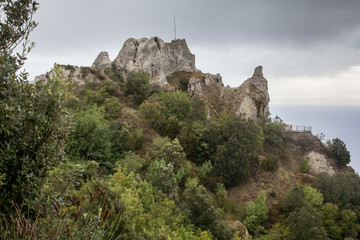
(174, 16, 177, 40)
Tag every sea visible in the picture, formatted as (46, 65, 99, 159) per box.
(270, 105, 360, 174)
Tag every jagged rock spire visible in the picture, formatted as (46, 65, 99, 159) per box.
(91, 51, 111, 71)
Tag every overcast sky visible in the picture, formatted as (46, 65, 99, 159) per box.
(24, 0, 360, 105)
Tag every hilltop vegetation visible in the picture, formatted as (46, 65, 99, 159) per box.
(1, 1, 360, 239)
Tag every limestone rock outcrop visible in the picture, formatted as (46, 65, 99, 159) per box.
(188, 66, 270, 119)
(34, 37, 270, 119)
(112, 37, 197, 86)
(34, 65, 101, 86)
(306, 151, 335, 175)
(91, 51, 111, 71)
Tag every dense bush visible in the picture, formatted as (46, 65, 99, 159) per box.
(316, 173, 360, 218)
(182, 184, 234, 240)
(140, 91, 194, 137)
(287, 203, 328, 240)
(244, 190, 268, 236)
(204, 116, 263, 187)
(123, 71, 151, 105)
(262, 116, 285, 146)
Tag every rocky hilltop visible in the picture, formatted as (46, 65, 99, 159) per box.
(35, 37, 269, 119)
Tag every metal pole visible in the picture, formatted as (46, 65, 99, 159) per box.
(174, 16, 176, 40)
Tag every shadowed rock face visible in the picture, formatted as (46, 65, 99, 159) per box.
(112, 37, 197, 87)
(34, 37, 270, 119)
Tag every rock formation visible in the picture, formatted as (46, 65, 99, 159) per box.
(187, 66, 270, 119)
(34, 65, 101, 86)
(112, 37, 197, 87)
(91, 51, 111, 71)
(306, 151, 335, 175)
(35, 36, 270, 119)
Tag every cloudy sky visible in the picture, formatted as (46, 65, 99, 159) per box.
(24, 0, 360, 105)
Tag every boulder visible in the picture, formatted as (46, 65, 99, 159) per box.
(306, 151, 335, 175)
(228, 220, 251, 239)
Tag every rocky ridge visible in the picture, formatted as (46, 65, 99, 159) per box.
(35, 36, 270, 119)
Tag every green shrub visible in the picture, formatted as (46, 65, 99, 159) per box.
(204, 116, 263, 187)
(123, 71, 151, 105)
(198, 160, 213, 179)
(146, 159, 179, 202)
(244, 190, 268, 235)
(118, 151, 145, 173)
(104, 96, 123, 119)
(125, 128, 145, 151)
(301, 157, 310, 173)
(287, 203, 328, 240)
(152, 137, 186, 171)
(182, 184, 234, 240)
(139, 101, 167, 132)
(263, 116, 285, 146)
(154, 91, 193, 121)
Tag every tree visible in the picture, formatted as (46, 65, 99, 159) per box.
(204, 116, 262, 186)
(123, 71, 151, 105)
(1, 1, 73, 214)
(327, 137, 351, 166)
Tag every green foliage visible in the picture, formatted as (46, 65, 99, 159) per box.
(42, 160, 99, 198)
(316, 173, 360, 218)
(301, 157, 310, 173)
(178, 121, 209, 164)
(146, 159, 179, 202)
(284, 185, 324, 212)
(204, 116, 262, 187)
(326, 137, 351, 166)
(117, 151, 145, 173)
(0, 67, 72, 214)
(244, 190, 268, 235)
(152, 137, 187, 170)
(259, 222, 289, 240)
(123, 71, 151, 105)
(66, 108, 131, 170)
(198, 160, 213, 179)
(125, 127, 145, 151)
(287, 203, 329, 240)
(66, 105, 110, 162)
(302, 185, 323, 209)
(139, 101, 166, 131)
(322, 203, 360, 240)
(104, 96, 122, 119)
(154, 91, 193, 121)
(0, 0, 38, 55)
(140, 91, 194, 137)
(182, 184, 234, 240)
(190, 95, 208, 121)
(262, 116, 285, 146)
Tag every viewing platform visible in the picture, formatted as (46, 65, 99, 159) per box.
(285, 125, 312, 134)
